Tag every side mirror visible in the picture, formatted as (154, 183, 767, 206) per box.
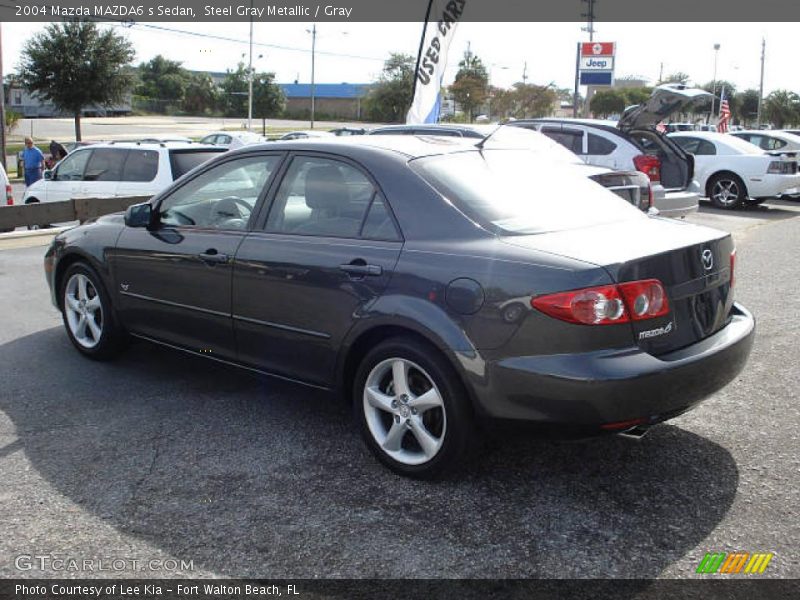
(43, 170, 53, 181)
(124, 202, 153, 228)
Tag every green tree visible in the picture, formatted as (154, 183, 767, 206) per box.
(660, 72, 691, 85)
(252, 71, 286, 131)
(763, 90, 800, 128)
(363, 53, 415, 123)
(136, 55, 189, 112)
(622, 87, 653, 106)
(590, 89, 626, 117)
(4, 110, 21, 137)
(220, 63, 249, 117)
(182, 72, 219, 115)
(450, 48, 489, 122)
(511, 83, 557, 118)
(490, 83, 556, 120)
(696, 80, 739, 120)
(737, 89, 761, 126)
(18, 21, 135, 140)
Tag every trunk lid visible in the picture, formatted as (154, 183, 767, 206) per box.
(618, 85, 713, 132)
(504, 218, 735, 355)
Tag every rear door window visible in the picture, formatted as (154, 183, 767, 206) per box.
(265, 156, 376, 238)
(540, 127, 583, 154)
(84, 148, 126, 182)
(122, 149, 159, 182)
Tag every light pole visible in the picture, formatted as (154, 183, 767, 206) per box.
(247, 0, 254, 131)
(710, 43, 721, 123)
(306, 24, 317, 129)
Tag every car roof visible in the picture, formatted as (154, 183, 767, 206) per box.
(669, 131, 731, 139)
(76, 142, 221, 151)
(235, 128, 588, 162)
(669, 131, 767, 154)
(734, 130, 800, 140)
(234, 133, 485, 159)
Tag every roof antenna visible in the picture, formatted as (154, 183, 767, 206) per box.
(475, 122, 508, 150)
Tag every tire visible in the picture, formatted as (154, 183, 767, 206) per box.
(353, 336, 474, 479)
(59, 262, 128, 360)
(707, 173, 747, 209)
(24, 197, 50, 230)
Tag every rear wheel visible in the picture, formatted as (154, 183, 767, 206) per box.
(708, 173, 747, 209)
(354, 337, 474, 479)
(60, 262, 127, 360)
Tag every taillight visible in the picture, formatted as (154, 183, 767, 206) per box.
(730, 249, 736, 288)
(633, 154, 661, 183)
(617, 279, 670, 321)
(532, 280, 670, 326)
(4, 184, 12, 206)
(767, 160, 792, 174)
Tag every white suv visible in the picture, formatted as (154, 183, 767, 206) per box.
(22, 142, 225, 205)
(511, 85, 712, 218)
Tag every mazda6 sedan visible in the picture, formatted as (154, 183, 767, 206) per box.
(44, 135, 755, 478)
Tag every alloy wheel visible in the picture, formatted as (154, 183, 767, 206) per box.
(362, 358, 447, 466)
(711, 179, 741, 207)
(64, 273, 104, 349)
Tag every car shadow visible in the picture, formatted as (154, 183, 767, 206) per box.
(0, 327, 739, 579)
(698, 198, 800, 221)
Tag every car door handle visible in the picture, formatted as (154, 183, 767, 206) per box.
(339, 262, 382, 277)
(199, 251, 229, 264)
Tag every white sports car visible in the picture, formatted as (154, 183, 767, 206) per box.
(669, 132, 800, 209)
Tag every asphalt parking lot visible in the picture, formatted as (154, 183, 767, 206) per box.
(0, 200, 798, 579)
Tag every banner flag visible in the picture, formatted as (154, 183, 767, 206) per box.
(406, 0, 467, 124)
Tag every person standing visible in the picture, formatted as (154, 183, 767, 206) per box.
(22, 137, 45, 187)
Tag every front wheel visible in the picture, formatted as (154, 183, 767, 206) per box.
(354, 336, 474, 479)
(708, 173, 747, 209)
(60, 262, 127, 360)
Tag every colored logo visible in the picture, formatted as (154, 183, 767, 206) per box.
(696, 552, 773, 574)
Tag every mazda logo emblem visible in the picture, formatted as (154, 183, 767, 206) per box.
(701, 249, 714, 271)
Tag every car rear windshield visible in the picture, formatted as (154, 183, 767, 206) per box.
(411, 149, 644, 235)
(169, 149, 225, 180)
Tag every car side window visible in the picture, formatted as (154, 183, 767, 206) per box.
(84, 149, 126, 182)
(200, 135, 216, 144)
(265, 156, 376, 238)
(361, 193, 400, 241)
(219, 135, 232, 145)
(587, 133, 616, 155)
(158, 155, 279, 230)
(541, 127, 583, 154)
(764, 137, 786, 150)
(54, 149, 91, 181)
(696, 140, 717, 155)
(122, 150, 159, 182)
(674, 137, 700, 154)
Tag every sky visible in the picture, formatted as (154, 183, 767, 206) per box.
(2, 21, 794, 95)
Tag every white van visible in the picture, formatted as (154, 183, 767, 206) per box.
(22, 142, 225, 205)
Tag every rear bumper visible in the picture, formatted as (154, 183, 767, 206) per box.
(470, 303, 755, 428)
(748, 174, 800, 199)
(654, 189, 700, 218)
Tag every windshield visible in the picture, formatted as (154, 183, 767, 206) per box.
(412, 149, 645, 235)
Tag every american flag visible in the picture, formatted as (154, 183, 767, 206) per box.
(717, 88, 731, 133)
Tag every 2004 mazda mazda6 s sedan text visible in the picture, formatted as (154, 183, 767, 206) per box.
(43, 135, 755, 478)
